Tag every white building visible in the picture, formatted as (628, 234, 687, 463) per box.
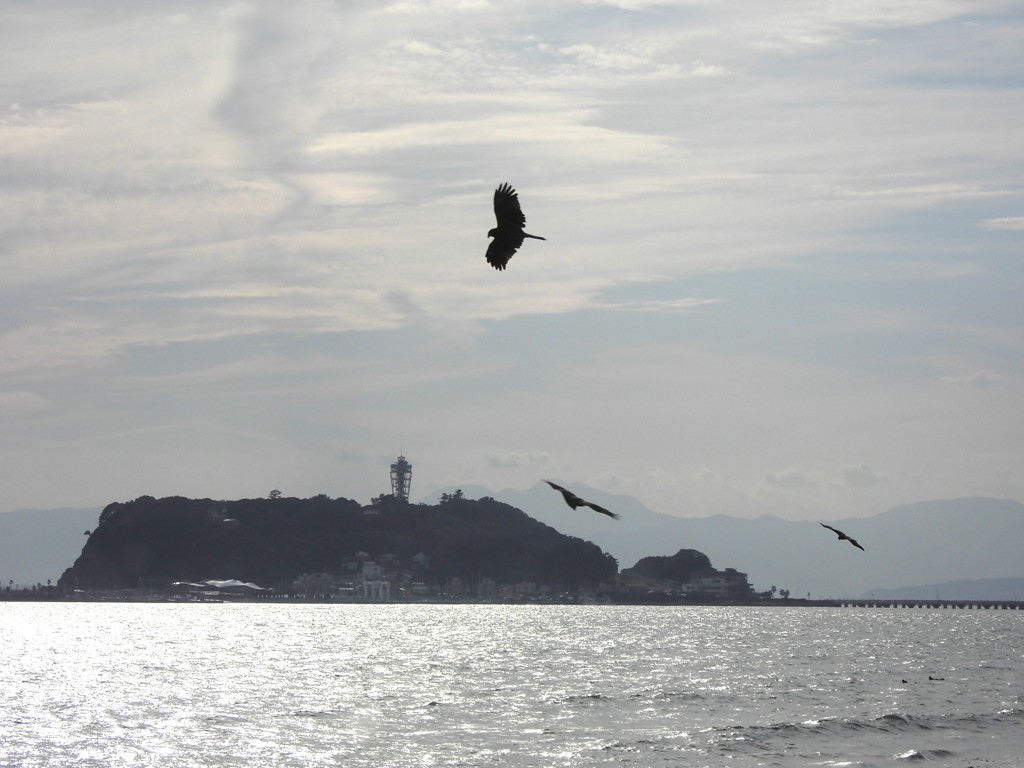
(359, 562, 391, 601)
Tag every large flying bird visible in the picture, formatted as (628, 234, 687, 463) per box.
(543, 480, 620, 520)
(486, 183, 545, 270)
(820, 522, 865, 551)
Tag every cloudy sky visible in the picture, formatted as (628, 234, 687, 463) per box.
(2, 0, 1022, 521)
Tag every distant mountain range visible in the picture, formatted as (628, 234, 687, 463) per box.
(866, 578, 1024, 601)
(425, 485, 1024, 600)
(4, 491, 1024, 599)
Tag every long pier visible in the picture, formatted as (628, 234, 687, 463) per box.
(837, 598, 1023, 610)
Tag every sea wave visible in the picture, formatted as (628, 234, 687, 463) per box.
(630, 688, 707, 702)
(896, 748, 954, 761)
(710, 705, 1024, 742)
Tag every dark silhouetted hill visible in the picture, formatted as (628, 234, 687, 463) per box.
(628, 549, 712, 582)
(56, 494, 618, 591)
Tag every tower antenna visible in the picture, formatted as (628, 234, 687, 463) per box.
(390, 454, 412, 502)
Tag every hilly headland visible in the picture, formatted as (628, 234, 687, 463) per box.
(50, 492, 754, 603)
(6, 489, 1022, 601)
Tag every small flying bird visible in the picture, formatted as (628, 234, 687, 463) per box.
(486, 183, 545, 270)
(820, 522, 865, 551)
(543, 480, 620, 520)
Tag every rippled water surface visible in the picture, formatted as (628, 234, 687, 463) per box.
(1, 604, 1021, 767)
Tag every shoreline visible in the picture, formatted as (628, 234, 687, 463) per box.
(4, 591, 1022, 609)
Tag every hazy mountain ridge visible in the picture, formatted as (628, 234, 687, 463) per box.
(865, 577, 1024, 601)
(5, 492, 1024, 599)
(427, 486, 1024, 599)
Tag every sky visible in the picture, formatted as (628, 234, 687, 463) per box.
(2, 0, 1022, 522)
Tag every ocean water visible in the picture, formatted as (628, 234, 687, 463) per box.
(1, 604, 1021, 767)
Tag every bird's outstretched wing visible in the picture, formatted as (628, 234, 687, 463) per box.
(544, 480, 620, 520)
(493, 183, 526, 230)
(820, 522, 865, 551)
(486, 235, 520, 270)
(544, 479, 571, 496)
(580, 500, 620, 519)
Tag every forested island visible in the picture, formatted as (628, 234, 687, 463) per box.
(53, 493, 755, 603)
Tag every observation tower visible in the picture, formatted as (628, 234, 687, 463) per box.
(390, 455, 412, 501)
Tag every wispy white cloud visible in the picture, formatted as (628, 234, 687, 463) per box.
(940, 370, 1007, 389)
(484, 451, 554, 469)
(819, 182, 1012, 206)
(842, 464, 888, 488)
(598, 297, 721, 312)
(763, 469, 815, 489)
(691, 60, 727, 77)
(382, 0, 491, 14)
(0, 1, 1021, 520)
(308, 111, 674, 161)
(983, 216, 1024, 230)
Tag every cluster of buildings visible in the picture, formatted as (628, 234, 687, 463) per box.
(280, 555, 752, 603)
(617, 567, 753, 600)
(287, 555, 616, 602)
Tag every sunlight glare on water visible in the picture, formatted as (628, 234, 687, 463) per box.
(1, 603, 1021, 767)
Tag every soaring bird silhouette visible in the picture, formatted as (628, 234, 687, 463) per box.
(820, 522, 865, 551)
(486, 183, 545, 270)
(543, 480, 620, 520)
